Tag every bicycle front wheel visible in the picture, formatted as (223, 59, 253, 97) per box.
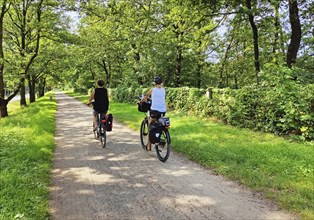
(99, 123, 106, 148)
(140, 119, 149, 150)
(155, 129, 171, 162)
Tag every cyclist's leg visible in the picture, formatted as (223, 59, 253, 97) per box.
(146, 110, 155, 151)
(93, 110, 98, 131)
(147, 116, 152, 150)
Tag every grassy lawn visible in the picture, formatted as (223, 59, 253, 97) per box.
(67, 91, 313, 219)
(0, 93, 56, 219)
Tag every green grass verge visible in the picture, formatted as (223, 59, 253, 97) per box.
(0, 93, 56, 220)
(66, 91, 313, 219)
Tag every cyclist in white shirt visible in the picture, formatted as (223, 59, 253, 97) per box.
(140, 76, 166, 150)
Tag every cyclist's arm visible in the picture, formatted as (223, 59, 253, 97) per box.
(141, 89, 152, 103)
(88, 90, 95, 104)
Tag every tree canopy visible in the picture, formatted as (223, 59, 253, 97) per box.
(0, 0, 313, 117)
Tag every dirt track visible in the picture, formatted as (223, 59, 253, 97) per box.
(49, 92, 298, 220)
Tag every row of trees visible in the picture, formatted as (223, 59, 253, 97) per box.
(0, 0, 313, 118)
(68, 0, 313, 91)
(0, 0, 75, 117)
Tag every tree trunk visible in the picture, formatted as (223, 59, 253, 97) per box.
(246, 0, 260, 85)
(102, 60, 110, 88)
(20, 77, 27, 106)
(0, 0, 8, 100)
(197, 62, 201, 88)
(38, 78, 46, 97)
(272, 1, 281, 64)
(25, 0, 42, 102)
(234, 75, 238, 89)
(97, 60, 111, 88)
(0, 98, 8, 117)
(286, 0, 301, 68)
(28, 76, 36, 103)
(0, 89, 19, 118)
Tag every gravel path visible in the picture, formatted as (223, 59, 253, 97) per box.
(49, 92, 298, 220)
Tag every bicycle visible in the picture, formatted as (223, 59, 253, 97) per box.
(88, 102, 109, 148)
(138, 98, 171, 162)
(93, 112, 107, 148)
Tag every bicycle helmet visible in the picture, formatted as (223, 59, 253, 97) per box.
(154, 76, 162, 85)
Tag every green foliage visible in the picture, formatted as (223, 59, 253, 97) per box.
(227, 66, 314, 140)
(0, 93, 56, 219)
(300, 84, 314, 139)
(110, 86, 150, 104)
(111, 82, 314, 141)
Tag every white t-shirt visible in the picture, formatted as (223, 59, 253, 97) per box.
(151, 87, 166, 112)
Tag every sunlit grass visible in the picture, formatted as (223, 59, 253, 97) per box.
(172, 115, 313, 219)
(0, 92, 56, 219)
(66, 92, 313, 219)
(7, 98, 31, 115)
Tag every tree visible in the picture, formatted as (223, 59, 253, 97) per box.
(245, 0, 260, 84)
(6, 0, 45, 105)
(54, 0, 313, 90)
(0, 0, 20, 118)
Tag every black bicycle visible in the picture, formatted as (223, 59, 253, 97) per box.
(93, 112, 107, 148)
(88, 102, 110, 148)
(138, 98, 171, 162)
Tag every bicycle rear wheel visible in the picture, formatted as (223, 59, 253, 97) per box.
(155, 129, 171, 162)
(99, 123, 106, 148)
(140, 119, 149, 150)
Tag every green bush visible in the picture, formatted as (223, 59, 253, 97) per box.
(228, 82, 314, 140)
(110, 86, 149, 103)
(300, 84, 314, 140)
(110, 83, 314, 141)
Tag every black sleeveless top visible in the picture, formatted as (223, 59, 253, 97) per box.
(94, 88, 109, 113)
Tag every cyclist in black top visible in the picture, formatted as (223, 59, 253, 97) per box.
(88, 79, 109, 130)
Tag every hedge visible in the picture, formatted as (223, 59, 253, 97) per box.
(110, 84, 314, 141)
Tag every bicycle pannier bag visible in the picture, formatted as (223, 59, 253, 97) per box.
(149, 122, 162, 144)
(158, 117, 170, 127)
(106, 114, 113, 131)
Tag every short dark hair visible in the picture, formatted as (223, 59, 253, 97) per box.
(154, 76, 162, 85)
(97, 80, 104, 87)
